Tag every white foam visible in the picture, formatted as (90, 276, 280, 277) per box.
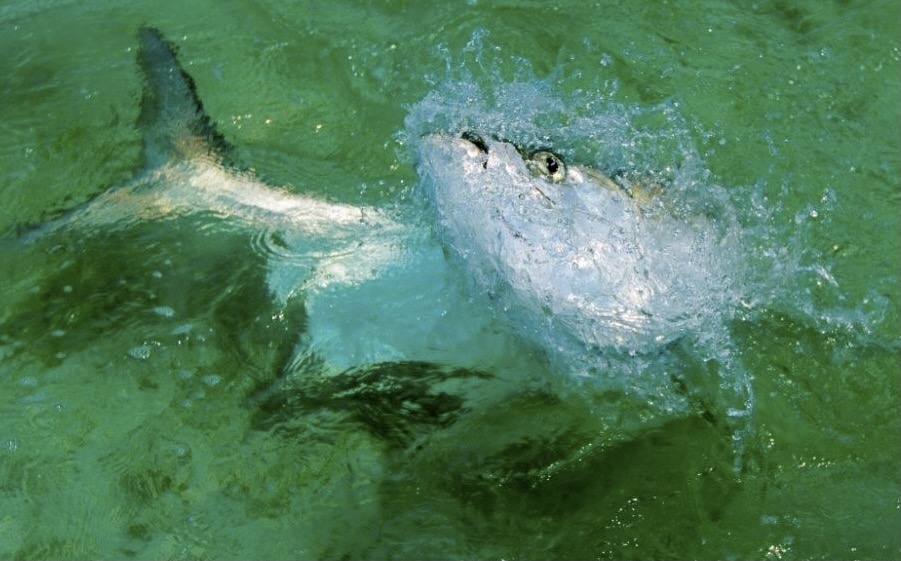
(406, 77, 755, 432)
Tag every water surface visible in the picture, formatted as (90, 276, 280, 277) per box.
(0, 1, 898, 559)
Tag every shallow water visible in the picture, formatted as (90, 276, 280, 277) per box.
(1, 1, 899, 559)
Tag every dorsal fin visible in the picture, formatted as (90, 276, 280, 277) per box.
(136, 26, 236, 169)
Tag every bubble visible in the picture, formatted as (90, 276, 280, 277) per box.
(128, 345, 152, 360)
(171, 442, 192, 464)
(201, 374, 221, 387)
(152, 306, 175, 318)
(3, 438, 20, 454)
(19, 376, 38, 387)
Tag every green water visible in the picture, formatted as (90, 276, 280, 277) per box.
(1, 1, 898, 559)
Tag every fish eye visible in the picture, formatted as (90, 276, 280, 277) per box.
(544, 155, 559, 174)
(529, 150, 566, 182)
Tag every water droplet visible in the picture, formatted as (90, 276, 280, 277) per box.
(171, 442, 192, 464)
(19, 376, 38, 387)
(152, 306, 175, 318)
(3, 438, 20, 454)
(202, 374, 221, 387)
(128, 345, 152, 360)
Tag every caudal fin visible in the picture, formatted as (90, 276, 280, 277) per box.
(136, 26, 235, 169)
(13, 28, 238, 242)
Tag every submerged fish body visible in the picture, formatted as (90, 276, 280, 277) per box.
(16, 27, 482, 372)
(27, 28, 405, 300)
(417, 133, 740, 368)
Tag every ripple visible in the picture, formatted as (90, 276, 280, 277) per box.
(250, 227, 314, 265)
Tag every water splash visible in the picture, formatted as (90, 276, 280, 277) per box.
(403, 55, 757, 459)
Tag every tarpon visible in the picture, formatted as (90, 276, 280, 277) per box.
(18, 27, 744, 411)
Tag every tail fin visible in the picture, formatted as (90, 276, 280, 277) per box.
(13, 28, 238, 242)
(136, 26, 235, 169)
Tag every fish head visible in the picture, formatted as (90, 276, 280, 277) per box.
(417, 132, 737, 357)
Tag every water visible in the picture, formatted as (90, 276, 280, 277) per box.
(1, 1, 898, 559)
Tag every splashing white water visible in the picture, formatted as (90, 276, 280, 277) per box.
(404, 77, 755, 433)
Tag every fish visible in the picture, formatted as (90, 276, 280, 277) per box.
(2, 26, 754, 462)
(18, 27, 744, 407)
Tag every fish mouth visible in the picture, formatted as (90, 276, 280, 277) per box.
(460, 131, 489, 154)
(430, 131, 558, 206)
(457, 131, 551, 161)
(456, 131, 568, 186)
